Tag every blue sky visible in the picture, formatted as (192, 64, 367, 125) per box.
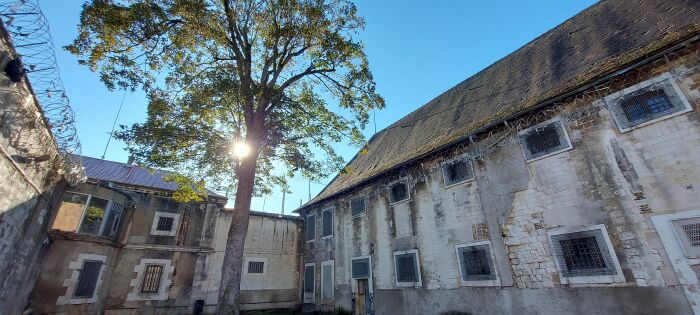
(40, 0, 596, 214)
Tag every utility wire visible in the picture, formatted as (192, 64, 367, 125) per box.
(102, 92, 127, 159)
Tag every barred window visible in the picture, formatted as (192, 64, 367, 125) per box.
(672, 217, 700, 257)
(519, 121, 572, 161)
(605, 76, 692, 132)
(141, 265, 164, 294)
(394, 252, 420, 283)
(156, 216, 174, 231)
(351, 258, 370, 279)
(305, 214, 316, 242)
(351, 197, 366, 217)
(322, 208, 333, 237)
(389, 182, 409, 204)
(550, 229, 617, 277)
(442, 159, 473, 186)
(248, 261, 264, 274)
(457, 244, 496, 281)
(74, 260, 102, 298)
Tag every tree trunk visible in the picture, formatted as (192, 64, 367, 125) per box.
(217, 152, 258, 314)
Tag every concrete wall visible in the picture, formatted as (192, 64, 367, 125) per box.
(300, 41, 700, 314)
(0, 28, 67, 315)
(201, 210, 301, 312)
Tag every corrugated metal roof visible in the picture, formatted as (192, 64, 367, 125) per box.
(304, 0, 700, 208)
(79, 155, 226, 199)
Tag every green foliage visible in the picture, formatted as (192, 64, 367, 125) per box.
(163, 173, 208, 202)
(68, 0, 384, 200)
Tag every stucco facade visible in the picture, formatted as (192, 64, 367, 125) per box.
(298, 10, 700, 315)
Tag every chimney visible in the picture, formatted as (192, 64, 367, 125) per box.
(127, 156, 135, 165)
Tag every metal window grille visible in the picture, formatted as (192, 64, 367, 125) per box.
(322, 264, 333, 300)
(304, 265, 315, 293)
(395, 253, 417, 282)
(442, 160, 473, 186)
(322, 209, 333, 237)
(351, 197, 366, 217)
(519, 121, 571, 161)
(459, 244, 496, 281)
(682, 223, 700, 247)
(141, 265, 164, 294)
(672, 218, 700, 257)
(305, 215, 316, 241)
(607, 79, 689, 131)
(551, 229, 617, 277)
(390, 183, 408, 203)
(248, 261, 264, 274)
(156, 216, 174, 231)
(74, 260, 102, 298)
(621, 89, 673, 123)
(352, 258, 370, 279)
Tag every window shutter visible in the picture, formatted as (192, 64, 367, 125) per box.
(304, 265, 315, 293)
(74, 260, 102, 298)
(322, 264, 333, 300)
(395, 254, 417, 282)
(351, 197, 366, 217)
(305, 215, 316, 241)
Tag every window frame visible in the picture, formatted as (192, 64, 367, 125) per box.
(351, 256, 372, 279)
(604, 73, 693, 133)
(150, 211, 180, 237)
(393, 249, 422, 288)
(350, 196, 367, 218)
(321, 207, 333, 239)
(243, 257, 269, 276)
(321, 260, 335, 303)
(64, 192, 124, 240)
(671, 217, 700, 258)
(518, 118, 573, 163)
(441, 155, 475, 188)
(547, 224, 624, 284)
(56, 253, 108, 305)
(454, 241, 500, 287)
(305, 213, 316, 243)
(388, 181, 411, 205)
(126, 258, 174, 301)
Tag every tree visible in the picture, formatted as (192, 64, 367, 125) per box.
(67, 0, 383, 313)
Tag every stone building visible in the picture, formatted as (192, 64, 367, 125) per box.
(30, 156, 301, 314)
(0, 22, 80, 315)
(297, 0, 700, 314)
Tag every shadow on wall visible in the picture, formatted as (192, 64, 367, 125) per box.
(0, 180, 65, 315)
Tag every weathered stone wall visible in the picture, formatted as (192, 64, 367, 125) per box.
(0, 28, 66, 315)
(300, 40, 700, 314)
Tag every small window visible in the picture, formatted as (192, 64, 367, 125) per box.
(442, 159, 474, 186)
(605, 74, 693, 132)
(393, 250, 421, 286)
(322, 208, 333, 238)
(100, 202, 124, 239)
(550, 228, 617, 277)
(156, 216, 174, 231)
(672, 217, 700, 257)
(305, 214, 316, 242)
(150, 212, 180, 236)
(248, 261, 265, 274)
(457, 243, 497, 282)
(351, 257, 370, 279)
(518, 120, 572, 161)
(140, 265, 164, 294)
(74, 260, 103, 298)
(389, 182, 409, 204)
(350, 197, 366, 217)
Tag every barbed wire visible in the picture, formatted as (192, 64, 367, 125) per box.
(0, 0, 84, 182)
